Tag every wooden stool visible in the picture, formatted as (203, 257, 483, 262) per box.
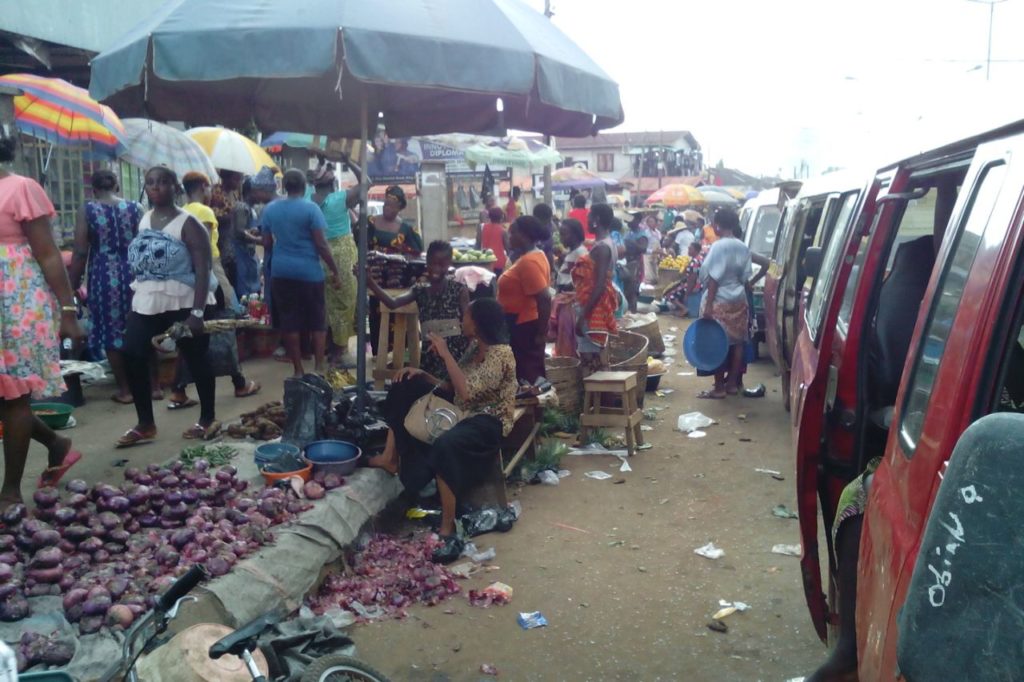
(373, 291, 421, 382)
(580, 371, 644, 456)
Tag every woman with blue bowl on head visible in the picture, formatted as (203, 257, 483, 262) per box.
(697, 208, 752, 399)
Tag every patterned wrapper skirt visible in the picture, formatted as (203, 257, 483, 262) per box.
(324, 235, 358, 348)
(0, 243, 65, 400)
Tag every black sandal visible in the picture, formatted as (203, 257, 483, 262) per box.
(431, 534, 465, 564)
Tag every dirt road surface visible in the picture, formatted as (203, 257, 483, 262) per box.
(11, 326, 825, 681)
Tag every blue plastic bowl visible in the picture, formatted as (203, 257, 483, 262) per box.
(255, 442, 301, 466)
(304, 440, 362, 477)
(683, 318, 730, 372)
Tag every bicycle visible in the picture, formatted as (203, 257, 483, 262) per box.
(98, 564, 389, 682)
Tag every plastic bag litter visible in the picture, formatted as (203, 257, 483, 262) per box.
(462, 542, 497, 562)
(584, 471, 614, 480)
(617, 457, 632, 472)
(282, 374, 335, 448)
(694, 542, 725, 559)
(557, 470, 571, 479)
(688, 430, 707, 439)
(537, 470, 560, 486)
(460, 506, 517, 537)
(772, 504, 799, 519)
(717, 599, 750, 615)
(677, 411, 715, 432)
(517, 611, 548, 629)
(568, 443, 629, 457)
(772, 543, 802, 557)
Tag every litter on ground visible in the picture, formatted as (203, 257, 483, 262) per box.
(772, 544, 802, 557)
(694, 542, 725, 560)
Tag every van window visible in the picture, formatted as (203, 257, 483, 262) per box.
(899, 162, 1007, 453)
(748, 206, 781, 258)
(807, 191, 860, 342)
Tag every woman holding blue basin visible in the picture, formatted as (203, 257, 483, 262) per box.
(366, 298, 516, 564)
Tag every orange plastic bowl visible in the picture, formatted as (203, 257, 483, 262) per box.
(260, 462, 312, 485)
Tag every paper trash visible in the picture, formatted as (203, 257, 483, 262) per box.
(694, 542, 725, 560)
(771, 543, 802, 557)
(584, 471, 614, 480)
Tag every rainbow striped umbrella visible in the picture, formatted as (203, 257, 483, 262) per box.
(0, 73, 127, 157)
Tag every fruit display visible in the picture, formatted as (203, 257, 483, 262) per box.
(452, 248, 497, 264)
(659, 254, 691, 272)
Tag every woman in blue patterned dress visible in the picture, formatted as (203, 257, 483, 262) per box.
(68, 170, 143, 403)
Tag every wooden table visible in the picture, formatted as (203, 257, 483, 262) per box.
(373, 289, 421, 382)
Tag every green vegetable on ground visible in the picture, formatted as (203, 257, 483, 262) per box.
(179, 444, 237, 468)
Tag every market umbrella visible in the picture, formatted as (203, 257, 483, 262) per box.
(547, 166, 618, 190)
(645, 184, 707, 209)
(464, 136, 561, 170)
(121, 119, 219, 180)
(700, 186, 747, 202)
(185, 127, 280, 175)
(89, 0, 623, 415)
(697, 188, 741, 209)
(0, 73, 126, 158)
(88, 0, 624, 138)
(260, 131, 363, 163)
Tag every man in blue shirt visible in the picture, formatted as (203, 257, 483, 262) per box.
(261, 169, 341, 377)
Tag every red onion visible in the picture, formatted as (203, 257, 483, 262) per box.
(135, 473, 154, 486)
(66, 493, 89, 509)
(64, 525, 91, 543)
(163, 490, 183, 506)
(194, 477, 212, 490)
(97, 512, 121, 531)
(323, 473, 343, 490)
(27, 567, 62, 584)
(155, 547, 179, 567)
(0, 593, 30, 621)
(106, 604, 134, 629)
(206, 556, 231, 576)
(193, 458, 210, 473)
(160, 474, 180, 488)
(0, 563, 12, 582)
(0, 535, 14, 551)
(106, 496, 131, 513)
(138, 513, 159, 528)
(169, 529, 195, 549)
(171, 460, 185, 473)
(123, 467, 141, 482)
(1, 504, 26, 526)
(79, 537, 103, 554)
(79, 615, 103, 633)
(0, 581, 20, 600)
(29, 546, 63, 568)
(31, 529, 60, 549)
(21, 519, 49, 535)
(52, 507, 77, 526)
(108, 578, 129, 600)
(64, 479, 89, 495)
(301, 481, 325, 500)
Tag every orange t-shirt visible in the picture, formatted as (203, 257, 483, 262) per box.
(702, 225, 718, 245)
(498, 250, 550, 324)
(480, 222, 508, 270)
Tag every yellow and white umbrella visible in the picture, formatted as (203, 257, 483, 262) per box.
(185, 127, 279, 175)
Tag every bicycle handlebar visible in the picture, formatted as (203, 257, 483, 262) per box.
(157, 564, 207, 612)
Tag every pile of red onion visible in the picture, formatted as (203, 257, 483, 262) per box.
(306, 534, 460, 621)
(0, 459, 310, 633)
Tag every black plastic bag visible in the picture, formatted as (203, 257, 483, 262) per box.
(176, 331, 240, 381)
(460, 506, 517, 538)
(282, 374, 334, 448)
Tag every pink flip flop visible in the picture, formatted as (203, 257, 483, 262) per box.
(37, 449, 82, 488)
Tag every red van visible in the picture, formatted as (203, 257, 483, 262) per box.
(790, 119, 1024, 678)
(763, 174, 862, 409)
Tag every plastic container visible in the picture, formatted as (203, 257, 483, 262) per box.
(683, 318, 729, 372)
(304, 440, 362, 477)
(30, 402, 73, 429)
(645, 372, 665, 392)
(260, 462, 312, 485)
(254, 442, 300, 467)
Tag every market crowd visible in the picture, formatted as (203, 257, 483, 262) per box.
(0, 124, 755, 561)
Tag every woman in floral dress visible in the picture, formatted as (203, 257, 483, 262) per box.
(68, 169, 143, 403)
(0, 132, 85, 507)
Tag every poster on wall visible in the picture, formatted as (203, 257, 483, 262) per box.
(367, 131, 509, 184)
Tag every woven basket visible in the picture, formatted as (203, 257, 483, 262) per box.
(623, 315, 665, 355)
(545, 357, 583, 415)
(607, 330, 649, 408)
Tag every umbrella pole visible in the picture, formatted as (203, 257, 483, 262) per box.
(355, 99, 370, 415)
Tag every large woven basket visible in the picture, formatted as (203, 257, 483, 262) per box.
(607, 330, 649, 408)
(622, 314, 665, 355)
(545, 357, 583, 415)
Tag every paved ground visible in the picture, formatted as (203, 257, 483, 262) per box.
(12, 320, 826, 681)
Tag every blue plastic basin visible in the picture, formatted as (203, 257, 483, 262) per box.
(255, 441, 300, 466)
(683, 318, 730, 372)
(304, 440, 362, 477)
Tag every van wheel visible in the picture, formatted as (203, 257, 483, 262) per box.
(781, 370, 791, 412)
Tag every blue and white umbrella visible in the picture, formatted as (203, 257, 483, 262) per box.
(121, 119, 218, 181)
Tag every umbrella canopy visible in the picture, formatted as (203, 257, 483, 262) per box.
(645, 184, 707, 209)
(698, 188, 740, 209)
(185, 127, 280, 176)
(700, 186, 747, 202)
(548, 166, 617, 190)
(464, 136, 561, 170)
(260, 132, 363, 162)
(122, 119, 218, 180)
(0, 73, 126, 157)
(88, 0, 624, 138)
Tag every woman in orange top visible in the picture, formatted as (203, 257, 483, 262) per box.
(476, 205, 509, 274)
(497, 216, 552, 382)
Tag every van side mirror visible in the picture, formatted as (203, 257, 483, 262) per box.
(802, 246, 823, 279)
(897, 412, 1024, 681)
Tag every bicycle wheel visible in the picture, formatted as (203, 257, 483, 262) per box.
(299, 654, 391, 682)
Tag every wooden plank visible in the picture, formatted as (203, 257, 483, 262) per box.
(503, 423, 541, 477)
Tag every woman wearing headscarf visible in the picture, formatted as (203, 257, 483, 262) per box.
(310, 159, 361, 366)
(697, 208, 752, 399)
(0, 130, 85, 505)
(68, 169, 143, 404)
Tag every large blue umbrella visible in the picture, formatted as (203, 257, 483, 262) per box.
(88, 0, 624, 138)
(89, 0, 624, 413)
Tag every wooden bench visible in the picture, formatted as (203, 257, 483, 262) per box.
(467, 404, 540, 509)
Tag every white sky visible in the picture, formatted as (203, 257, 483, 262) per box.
(524, 0, 1024, 178)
